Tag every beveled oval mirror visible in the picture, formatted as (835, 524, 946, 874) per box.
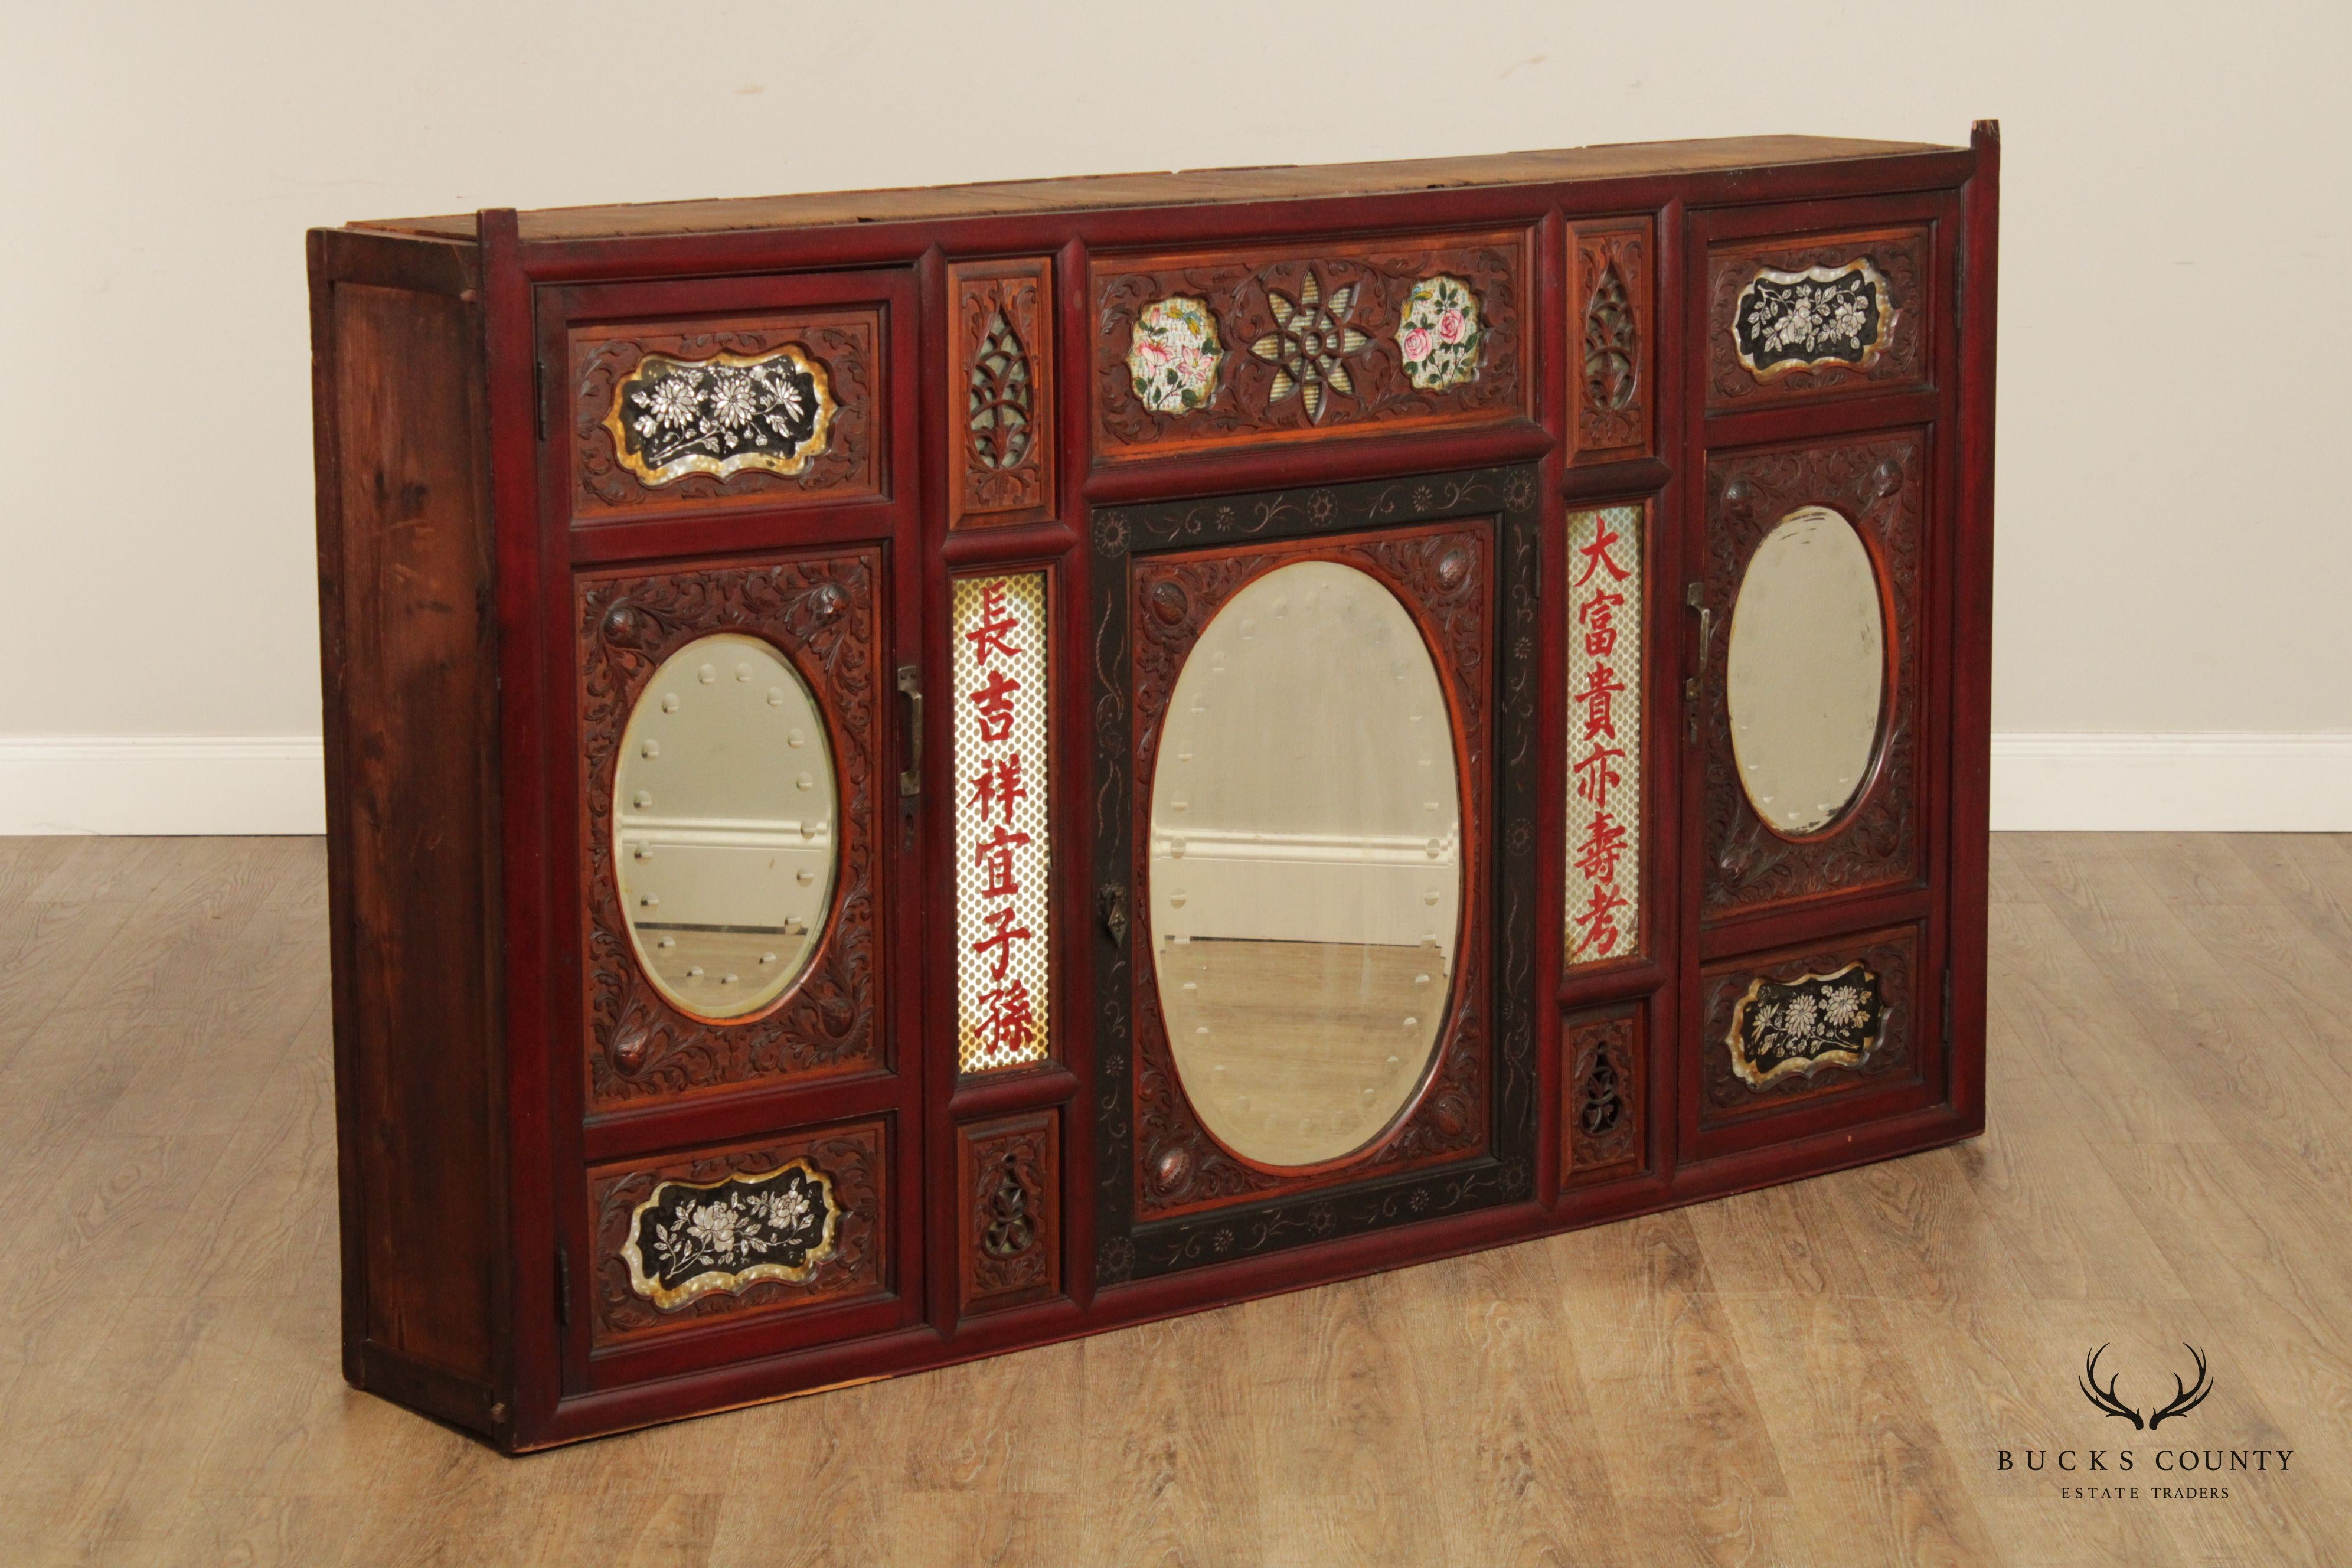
(1149, 560, 1462, 1169)
(614, 632, 838, 1020)
(1727, 505, 1886, 837)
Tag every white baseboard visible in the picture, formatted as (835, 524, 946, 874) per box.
(2, 731, 2347, 837)
(1989, 732, 2352, 832)
(0, 737, 326, 835)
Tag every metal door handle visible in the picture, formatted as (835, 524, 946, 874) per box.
(1685, 583, 1712, 743)
(896, 665, 923, 798)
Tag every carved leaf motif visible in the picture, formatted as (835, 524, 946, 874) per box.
(968, 310, 1034, 471)
(1564, 1011, 1641, 1177)
(1583, 262, 1638, 411)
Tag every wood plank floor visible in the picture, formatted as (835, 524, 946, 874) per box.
(4, 834, 2350, 1566)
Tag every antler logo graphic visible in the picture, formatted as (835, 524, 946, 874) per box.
(2079, 1343, 2214, 1430)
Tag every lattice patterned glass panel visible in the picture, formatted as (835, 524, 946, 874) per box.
(953, 573, 1052, 1072)
(1564, 506, 1642, 965)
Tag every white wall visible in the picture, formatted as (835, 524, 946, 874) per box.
(3, 1, 2346, 832)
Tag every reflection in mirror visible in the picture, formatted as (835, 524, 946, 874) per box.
(1727, 505, 1885, 837)
(615, 633, 838, 1019)
(1149, 560, 1462, 1169)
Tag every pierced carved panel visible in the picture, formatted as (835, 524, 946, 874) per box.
(949, 259, 1055, 530)
(577, 552, 882, 1108)
(1562, 1005, 1642, 1183)
(571, 309, 881, 518)
(1700, 436, 1923, 922)
(1568, 220, 1652, 464)
(1126, 524, 1493, 1222)
(590, 1119, 887, 1343)
(957, 1109, 1061, 1315)
(1706, 226, 1930, 408)
(1090, 231, 1530, 463)
(1701, 928, 1918, 1121)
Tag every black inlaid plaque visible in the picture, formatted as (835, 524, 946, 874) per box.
(603, 347, 835, 486)
(622, 1159, 841, 1310)
(1732, 260, 1889, 377)
(1726, 962, 1884, 1087)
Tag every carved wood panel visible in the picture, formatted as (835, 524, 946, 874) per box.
(956, 1109, 1060, 1315)
(1089, 468, 1543, 1283)
(1090, 231, 1530, 463)
(1561, 1005, 1643, 1182)
(1124, 523, 1492, 1222)
(1567, 220, 1653, 465)
(570, 308, 881, 518)
(1700, 927, 1919, 1122)
(1706, 226, 1930, 409)
(577, 551, 882, 1108)
(589, 1118, 888, 1343)
(948, 259, 1055, 530)
(1700, 435, 1925, 922)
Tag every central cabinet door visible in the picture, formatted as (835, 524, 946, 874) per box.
(1089, 468, 1543, 1284)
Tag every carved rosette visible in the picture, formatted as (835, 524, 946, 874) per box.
(1702, 930, 1917, 1118)
(1126, 524, 1493, 1221)
(590, 1119, 886, 1342)
(577, 553, 881, 1106)
(1568, 220, 1652, 463)
(949, 259, 1055, 529)
(1701, 436, 1922, 920)
(1092, 231, 1528, 459)
(1706, 227, 1929, 407)
(958, 1109, 1060, 1315)
(571, 309, 879, 516)
(1562, 1008, 1642, 1181)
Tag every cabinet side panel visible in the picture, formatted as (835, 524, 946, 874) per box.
(321, 277, 502, 1392)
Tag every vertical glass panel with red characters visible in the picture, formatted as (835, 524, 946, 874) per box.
(1563, 504, 1645, 968)
(952, 573, 1053, 1073)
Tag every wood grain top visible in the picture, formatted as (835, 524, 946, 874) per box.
(348, 135, 1958, 244)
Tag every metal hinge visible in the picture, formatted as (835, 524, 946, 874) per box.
(555, 1244, 570, 1328)
(534, 357, 548, 442)
(1942, 968, 1954, 1051)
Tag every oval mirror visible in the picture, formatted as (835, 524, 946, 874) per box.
(1149, 560, 1462, 1169)
(614, 632, 838, 1020)
(1727, 505, 1886, 837)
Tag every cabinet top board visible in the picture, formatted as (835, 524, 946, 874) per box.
(346, 135, 1956, 244)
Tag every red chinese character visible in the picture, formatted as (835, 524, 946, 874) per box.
(1574, 521, 1632, 588)
(978, 977, 1038, 1059)
(1574, 809, 1631, 886)
(972, 824, 1032, 899)
(1571, 881, 1631, 956)
(1579, 588, 1625, 658)
(967, 668, 1020, 743)
(1573, 661, 1626, 743)
(1572, 743, 1625, 811)
(969, 752, 1028, 827)
(965, 581, 1025, 665)
(971, 904, 1033, 980)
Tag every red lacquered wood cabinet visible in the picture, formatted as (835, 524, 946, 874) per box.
(309, 126, 1998, 1449)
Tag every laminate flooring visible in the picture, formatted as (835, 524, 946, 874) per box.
(2, 833, 2350, 1566)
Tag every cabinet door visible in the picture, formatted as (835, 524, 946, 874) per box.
(1087, 466, 1544, 1285)
(1683, 430, 1945, 1157)
(541, 270, 926, 1391)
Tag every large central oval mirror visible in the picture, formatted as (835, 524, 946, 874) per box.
(1727, 505, 1886, 837)
(614, 632, 838, 1020)
(1149, 560, 1462, 1169)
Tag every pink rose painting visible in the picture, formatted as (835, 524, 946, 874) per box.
(1397, 274, 1482, 393)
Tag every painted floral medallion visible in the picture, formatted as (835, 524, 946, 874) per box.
(1397, 275, 1484, 391)
(1128, 296, 1224, 414)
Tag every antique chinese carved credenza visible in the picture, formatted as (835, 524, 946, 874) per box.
(309, 126, 1998, 1449)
